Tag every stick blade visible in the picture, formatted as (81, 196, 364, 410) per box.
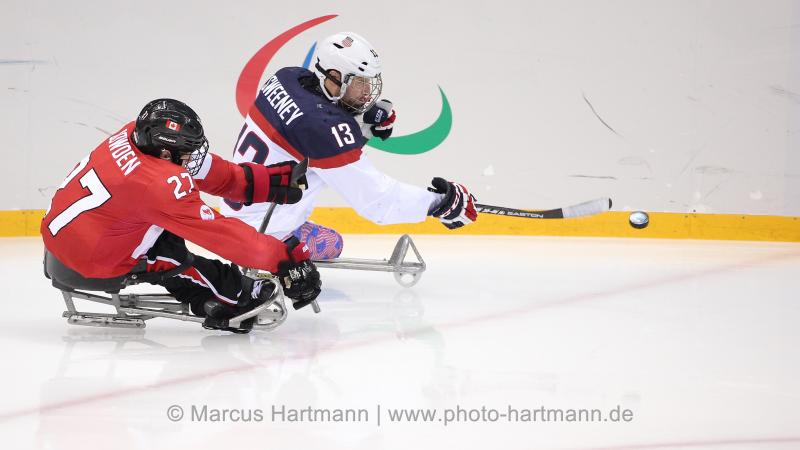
(562, 197, 612, 218)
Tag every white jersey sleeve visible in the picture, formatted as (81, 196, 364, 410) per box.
(315, 153, 441, 225)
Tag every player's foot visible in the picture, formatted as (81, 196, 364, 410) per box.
(202, 277, 278, 333)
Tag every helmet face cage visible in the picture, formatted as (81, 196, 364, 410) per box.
(182, 138, 209, 176)
(339, 73, 383, 114)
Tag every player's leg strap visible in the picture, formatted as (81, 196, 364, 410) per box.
(123, 253, 195, 286)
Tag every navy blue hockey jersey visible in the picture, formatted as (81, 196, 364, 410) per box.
(248, 67, 366, 168)
(221, 67, 438, 239)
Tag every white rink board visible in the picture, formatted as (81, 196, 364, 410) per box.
(0, 0, 798, 215)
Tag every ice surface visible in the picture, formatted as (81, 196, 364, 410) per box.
(0, 235, 798, 450)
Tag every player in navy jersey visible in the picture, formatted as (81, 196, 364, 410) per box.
(222, 32, 477, 259)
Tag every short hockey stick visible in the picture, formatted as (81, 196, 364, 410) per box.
(475, 197, 612, 219)
(243, 159, 309, 276)
(244, 159, 320, 313)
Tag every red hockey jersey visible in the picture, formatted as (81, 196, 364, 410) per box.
(41, 122, 288, 278)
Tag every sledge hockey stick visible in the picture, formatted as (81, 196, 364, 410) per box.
(245, 159, 320, 313)
(475, 197, 612, 219)
(255, 158, 309, 235)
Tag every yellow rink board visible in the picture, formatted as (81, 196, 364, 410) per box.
(2, 208, 798, 242)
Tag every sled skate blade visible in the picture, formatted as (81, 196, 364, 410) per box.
(55, 276, 290, 332)
(64, 312, 146, 329)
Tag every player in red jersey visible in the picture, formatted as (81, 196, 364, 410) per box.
(42, 99, 321, 332)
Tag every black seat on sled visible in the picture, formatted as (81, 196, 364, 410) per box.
(43, 251, 194, 293)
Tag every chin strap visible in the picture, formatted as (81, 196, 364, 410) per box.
(168, 149, 182, 165)
(315, 61, 342, 88)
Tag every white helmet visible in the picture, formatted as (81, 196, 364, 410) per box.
(313, 32, 383, 114)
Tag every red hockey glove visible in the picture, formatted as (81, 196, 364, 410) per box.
(241, 161, 308, 205)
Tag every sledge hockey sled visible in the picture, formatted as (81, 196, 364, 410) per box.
(46, 235, 425, 331)
(45, 252, 288, 332)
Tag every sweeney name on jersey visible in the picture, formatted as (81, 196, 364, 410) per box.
(248, 67, 365, 169)
(260, 75, 304, 126)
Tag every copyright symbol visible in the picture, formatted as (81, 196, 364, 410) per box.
(167, 405, 184, 422)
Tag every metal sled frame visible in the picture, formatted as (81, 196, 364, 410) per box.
(57, 235, 424, 330)
(59, 280, 289, 331)
(314, 234, 426, 288)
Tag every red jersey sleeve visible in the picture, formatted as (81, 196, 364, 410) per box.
(194, 153, 249, 202)
(138, 170, 288, 272)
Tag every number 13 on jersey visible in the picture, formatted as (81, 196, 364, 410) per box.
(331, 123, 355, 147)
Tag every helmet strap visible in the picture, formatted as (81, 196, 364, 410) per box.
(315, 61, 342, 88)
(157, 149, 180, 164)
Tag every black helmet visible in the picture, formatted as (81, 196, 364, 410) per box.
(133, 98, 209, 175)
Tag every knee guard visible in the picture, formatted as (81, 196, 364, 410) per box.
(292, 222, 343, 260)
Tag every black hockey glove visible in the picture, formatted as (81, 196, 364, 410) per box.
(241, 161, 308, 206)
(428, 177, 478, 229)
(361, 99, 396, 141)
(277, 237, 322, 309)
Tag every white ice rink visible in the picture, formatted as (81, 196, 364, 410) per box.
(0, 235, 798, 450)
